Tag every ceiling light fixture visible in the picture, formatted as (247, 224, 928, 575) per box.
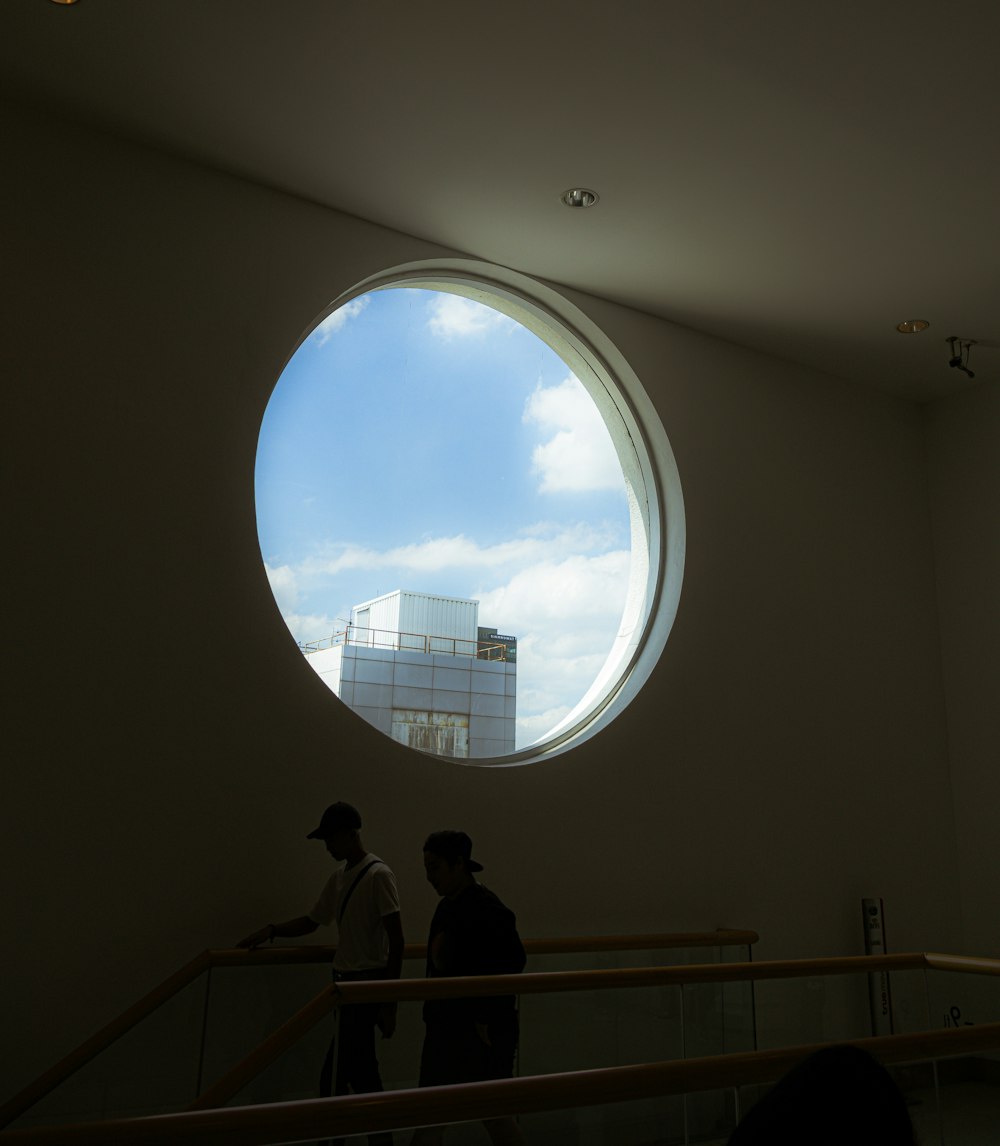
(48, 0, 81, 5)
(561, 188, 600, 209)
(946, 336, 976, 379)
(895, 319, 930, 334)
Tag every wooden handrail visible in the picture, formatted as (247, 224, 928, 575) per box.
(330, 952, 931, 1006)
(204, 928, 760, 967)
(923, 952, 1000, 976)
(0, 930, 755, 1128)
(4, 1022, 1000, 1145)
(181, 952, 931, 1111)
(0, 951, 211, 1131)
(9, 946, 996, 1130)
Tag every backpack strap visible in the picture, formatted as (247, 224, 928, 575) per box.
(337, 858, 382, 924)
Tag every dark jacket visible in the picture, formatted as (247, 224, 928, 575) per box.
(423, 882, 526, 1026)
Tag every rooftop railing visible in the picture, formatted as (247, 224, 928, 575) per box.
(299, 625, 511, 661)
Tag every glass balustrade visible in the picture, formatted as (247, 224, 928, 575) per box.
(926, 964, 1000, 1032)
(199, 961, 336, 1106)
(516, 1092, 693, 1146)
(206, 942, 753, 1108)
(751, 967, 934, 1049)
(7, 970, 211, 1130)
(915, 965, 1000, 1145)
(0, 940, 846, 1136)
(214, 1055, 1000, 1146)
(15, 943, 1000, 1146)
(925, 1049, 1000, 1143)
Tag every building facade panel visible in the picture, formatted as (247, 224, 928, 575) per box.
(392, 649, 433, 666)
(354, 658, 394, 686)
(433, 666, 472, 692)
(470, 668, 505, 695)
(391, 709, 469, 758)
(304, 593, 516, 757)
(470, 738, 510, 758)
(469, 715, 509, 741)
(304, 646, 343, 689)
(392, 684, 435, 710)
(353, 646, 394, 663)
(470, 692, 506, 719)
(394, 662, 434, 689)
(431, 688, 473, 716)
(353, 682, 394, 708)
(350, 705, 392, 736)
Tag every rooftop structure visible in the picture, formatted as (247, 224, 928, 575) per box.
(302, 591, 517, 759)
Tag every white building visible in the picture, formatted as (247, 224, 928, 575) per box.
(303, 591, 517, 759)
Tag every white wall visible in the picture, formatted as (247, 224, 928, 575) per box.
(3, 98, 968, 1098)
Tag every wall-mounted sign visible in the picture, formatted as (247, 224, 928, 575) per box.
(862, 897, 893, 1036)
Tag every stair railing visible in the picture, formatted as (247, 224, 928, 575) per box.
(0, 973, 997, 1144)
(0, 929, 757, 1130)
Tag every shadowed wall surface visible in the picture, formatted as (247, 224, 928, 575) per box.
(4, 99, 994, 1099)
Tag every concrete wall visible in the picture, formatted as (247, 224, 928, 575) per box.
(3, 98, 974, 1097)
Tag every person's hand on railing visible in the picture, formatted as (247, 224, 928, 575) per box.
(236, 924, 275, 949)
(235, 916, 318, 949)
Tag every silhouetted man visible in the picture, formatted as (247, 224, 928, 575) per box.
(410, 830, 525, 1146)
(239, 801, 403, 1146)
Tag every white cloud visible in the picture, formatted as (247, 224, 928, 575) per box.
(427, 294, 516, 340)
(264, 563, 300, 613)
(265, 563, 338, 644)
(476, 552, 628, 657)
(475, 550, 630, 747)
(516, 704, 573, 746)
(282, 611, 340, 646)
(299, 523, 619, 578)
(312, 296, 370, 346)
(268, 531, 632, 751)
(524, 376, 623, 493)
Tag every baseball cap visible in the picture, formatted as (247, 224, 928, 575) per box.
(306, 801, 362, 839)
(423, 829, 484, 872)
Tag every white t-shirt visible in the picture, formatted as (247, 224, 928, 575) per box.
(308, 853, 400, 973)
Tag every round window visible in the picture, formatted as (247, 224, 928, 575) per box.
(255, 266, 683, 764)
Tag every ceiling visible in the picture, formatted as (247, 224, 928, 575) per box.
(4, 0, 998, 401)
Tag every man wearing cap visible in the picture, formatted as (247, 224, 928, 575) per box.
(411, 830, 526, 1146)
(237, 802, 403, 1143)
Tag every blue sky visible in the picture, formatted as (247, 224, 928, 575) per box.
(255, 287, 630, 748)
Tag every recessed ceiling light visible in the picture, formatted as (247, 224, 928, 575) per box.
(48, 0, 81, 5)
(896, 319, 930, 334)
(561, 188, 600, 209)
